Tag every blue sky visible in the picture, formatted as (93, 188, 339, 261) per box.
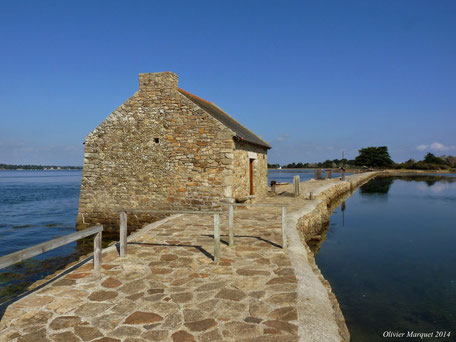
(1, 0, 455, 165)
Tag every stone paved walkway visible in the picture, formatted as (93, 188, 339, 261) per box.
(1, 204, 302, 341)
(0, 174, 376, 342)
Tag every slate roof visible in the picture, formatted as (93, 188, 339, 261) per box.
(178, 88, 271, 149)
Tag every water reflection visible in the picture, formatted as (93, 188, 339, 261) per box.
(416, 182, 456, 193)
(307, 194, 351, 255)
(396, 174, 456, 186)
(359, 177, 394, 196)
(341, 201, 346, 227)
(314, 174, 456, 341)
(359, 174, 456, 197)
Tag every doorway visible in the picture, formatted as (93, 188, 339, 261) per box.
(249, 159, 254, 195)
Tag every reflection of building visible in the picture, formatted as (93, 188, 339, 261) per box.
(77, 72, 270, 232)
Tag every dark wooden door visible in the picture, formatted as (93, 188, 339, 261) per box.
(249, 159, 254, 195)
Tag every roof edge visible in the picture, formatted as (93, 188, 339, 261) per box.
(178, 88, 271, 149)
(234, 136, 272, 150)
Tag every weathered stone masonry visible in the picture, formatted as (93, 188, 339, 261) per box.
(76, 72, 270, 232)
(232, 140, 268, 201)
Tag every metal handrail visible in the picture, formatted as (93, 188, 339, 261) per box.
(117, 209, 223, 262)
(220, 203, 288, 251)
(0, 225, 103, 271)
(117, 202, 289, 265)
(114, 209, 222, 214)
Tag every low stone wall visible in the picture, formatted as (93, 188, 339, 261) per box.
(284, 172, 380, 342)
(297, 172, 379, 241)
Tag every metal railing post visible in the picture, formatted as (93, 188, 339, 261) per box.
(120, 211, 127, 257)
(0, 225, 103, 271)
(281, 206, 287, 252)
(214, 213, 221, 263)
(94, 228, 102, 271)
(228, 205, 234, 247)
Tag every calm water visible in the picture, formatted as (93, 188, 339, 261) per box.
(3, 168, 455, 339)
(268, 169, 350, 184)
(0, 170, 84, 303)
(314, 175, 456, 341)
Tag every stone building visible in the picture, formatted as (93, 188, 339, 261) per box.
(76, 72, 270, 232)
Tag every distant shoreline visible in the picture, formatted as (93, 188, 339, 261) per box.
(0, 169, 82, 171)
(0, 165, 82, 171)
(268, 168, 455, 173)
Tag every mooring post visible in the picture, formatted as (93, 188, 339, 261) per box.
(228, 205, 234, 247)
(94, 228, 102, 271)
(341, 171, 346, 181)
(214, 213, 221, 263)
(326, 170, 332, 179)
(309, 191, 313, 200)
(271, 180, 277, 194)
(120, 211, 127, 257)
(281, 206, 287, 251)
(293, 175, 300, 196)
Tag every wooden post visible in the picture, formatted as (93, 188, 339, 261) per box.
(271, 180, 276, 194)
(94, 230, 102, 271)
(341, 171, 346, 181)
(281, 206, 287, 251)
(120, 211, 127, 257)
(228, 205, 234, 247)
(326, 170, 332, 179)
(293, 175, 300, 196)
(309, 191, 313, 200)
(214, 213, 221, 263)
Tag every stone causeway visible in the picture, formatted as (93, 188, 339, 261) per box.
(0, 173, 378, 341)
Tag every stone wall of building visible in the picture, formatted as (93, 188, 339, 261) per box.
(232, 140, 268, 201)
(77, 72, 239, 232)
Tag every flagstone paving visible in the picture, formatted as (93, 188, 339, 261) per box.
(0, 175, 375, 342)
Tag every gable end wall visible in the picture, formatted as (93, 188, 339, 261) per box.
(77, 81, 238, 233)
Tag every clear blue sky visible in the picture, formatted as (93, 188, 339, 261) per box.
(1, 0, 455, 165)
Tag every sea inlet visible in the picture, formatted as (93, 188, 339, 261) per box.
(0, 170, 118, 304)
(1, 170, 455, 340)
(312, 174, 456, 341)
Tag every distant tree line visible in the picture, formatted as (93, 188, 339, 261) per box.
(394, 153, 456, 170)
(0, 163, 82, 170)
(268, 146, 456, 171)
